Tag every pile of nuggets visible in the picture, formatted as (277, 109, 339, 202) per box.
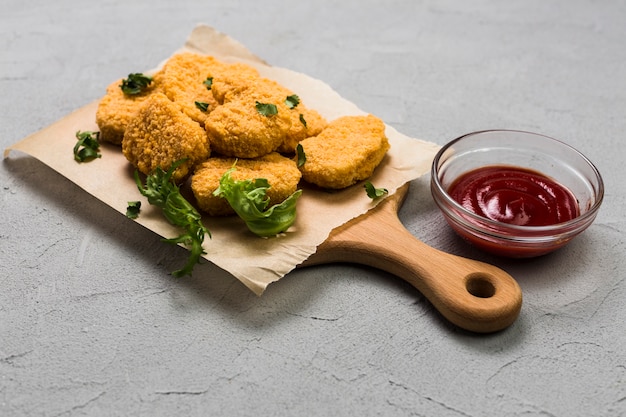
(96, 52, 390, 216)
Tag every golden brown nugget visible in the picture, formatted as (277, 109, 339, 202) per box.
(277, 104, 327, 154)
(204, 95, 292, 158)
(153, 52, 227, 125)
(95, 77, 160, 145)
(191, 153, 302, 216)
(211, 64, 323, 155)
(210, 62, 262, 104)
(298, 114, 390, 189)
(122, 93, 210, 183)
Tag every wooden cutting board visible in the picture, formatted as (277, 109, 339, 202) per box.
(302, 183, 523, 333)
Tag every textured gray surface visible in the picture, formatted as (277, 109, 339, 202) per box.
(2, 0, 625, 416)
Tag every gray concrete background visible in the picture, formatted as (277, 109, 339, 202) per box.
(2, 1, 625, 416)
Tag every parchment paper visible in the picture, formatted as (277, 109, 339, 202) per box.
(4, 24, 441, 295)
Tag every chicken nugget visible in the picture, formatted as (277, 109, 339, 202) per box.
(191, 153, 302, 216)
(153, 52, 227, 125)
(277, 104, 328, 154)
(205, 94, 292, 158)
(210, 62, 262, 104)
(95, 76, 160, 145)
(122, 93, 210, 183)
(297, 114, 390, 189)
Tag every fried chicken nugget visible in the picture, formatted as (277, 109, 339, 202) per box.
(277, 104, 328, 154)
(122, 92, 210, 183)
(297, 114, 390, 189)
(211, 64, 325, 155)
(95, 77, 160, 145)
(205, 92, 292, 158)
(210, 62, 262, 105)
(152, 52, 227, 125)
(191, 153, 302, 216)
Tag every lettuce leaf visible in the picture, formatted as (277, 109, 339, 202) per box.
(214, 168, 302, 237)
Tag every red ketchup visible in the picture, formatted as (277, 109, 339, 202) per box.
(448, 166, 580, 227)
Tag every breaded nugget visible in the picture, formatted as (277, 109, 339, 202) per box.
(95, 77, 160, 145)
(277, 104, 328, 154)
(152, 52, 227, 125)
(205, 94, 292, 158)
(211, 64, 326, 155)
(297, 114, 390, 189)
(191, 153, 302, 216)
(122, 92, 210, 183)
(210, 62, 262, 105)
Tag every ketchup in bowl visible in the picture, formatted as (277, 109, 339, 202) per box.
(447, 165, 580, 227)
(430, 130, 603, 258)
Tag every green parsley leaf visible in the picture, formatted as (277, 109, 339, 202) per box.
(73, 130, 101, 163)
(203, 77, 213, 90)
(364, 181, 388, 199)
(255, 101, 278, 117)
(120, 73, 153, 95)
(134, 160, 211, 277)
(214, 167, 302, 237)
(296, 144, 306, 167)
(299, 113, 307, 128)
(195, 101, 209, 112)
(126, 201, 141, 219)
(285, 94, 300, 109)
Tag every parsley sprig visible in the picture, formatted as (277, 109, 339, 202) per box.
(364, 181, 388, 199)
(134, 160, 210, 277)
(195, 101, 209, 112)
(285, 94, 300, 109)
(120, 73, 153, 95)
(255, 101, 278, 116)
(126, 201, 141, 219)
(73, 130, 101, 163)
(296, 144, 306, 167)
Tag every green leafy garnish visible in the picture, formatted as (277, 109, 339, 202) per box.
(214, 167, 302, 237)
(285, 94, 300, 109)
(73, 130, 101, 163)
(126, 201, 141, 219)
(134, 160, 211, 277)
(255, 101, 278, 117)
(364, 181, 388, 199)
(296, 144, 306, 167)
(203, 77, 213, 90)
(120, 73, 153, 95)
(195, 101, 209, 112)
(299, 113, 307, 128)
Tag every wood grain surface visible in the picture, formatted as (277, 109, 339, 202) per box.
(304, 183, 523, 333)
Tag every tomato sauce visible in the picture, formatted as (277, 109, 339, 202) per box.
(448, 166, 579, 227)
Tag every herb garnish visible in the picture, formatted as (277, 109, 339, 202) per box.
(214, 167, 302, 237)
(126, 201, 141, 219)
(73, 130, 101, 163)
(120, 73, 153, 95)
(299, 113, 307, 128)
(296, 144, 306, 167)
(285, 94, 300, 109)
(203, 77, 213, 90)
(364, 181, 388, 199)
(195, 101, 209, 112)
(134, 160, 211, 277)
(255, 101, 278, 117)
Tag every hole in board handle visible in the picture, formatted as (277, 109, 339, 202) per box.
(465, 273, 496, 298)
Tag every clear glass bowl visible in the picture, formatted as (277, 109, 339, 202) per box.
(430, 130, 604, 257)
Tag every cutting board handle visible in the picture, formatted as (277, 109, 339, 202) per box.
(303, 183, 522, 333)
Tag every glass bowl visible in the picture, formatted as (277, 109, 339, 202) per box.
(430, 130, 604, 258)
